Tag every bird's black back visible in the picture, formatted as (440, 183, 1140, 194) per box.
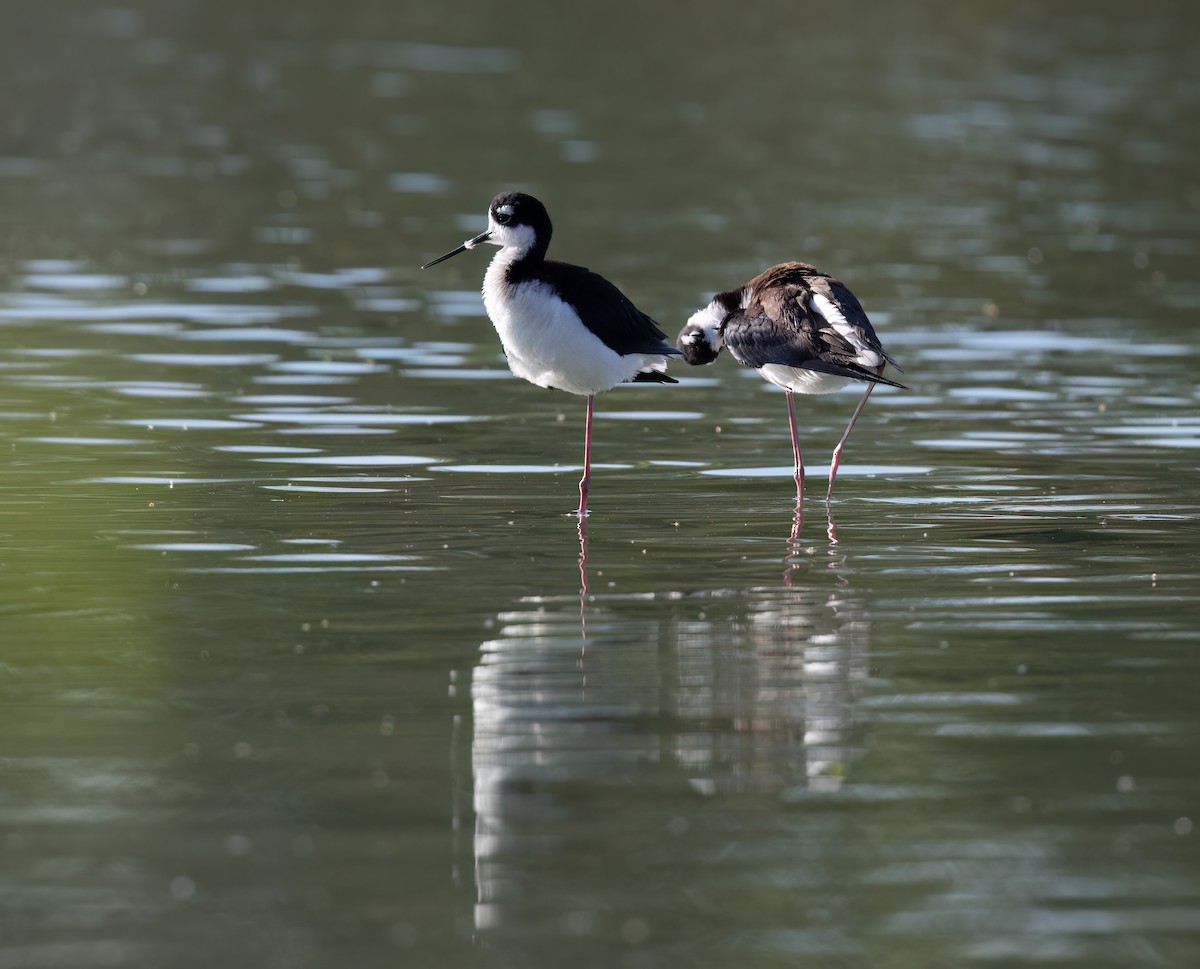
(512, 258, 681, 359)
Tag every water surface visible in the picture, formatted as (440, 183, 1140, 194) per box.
(2, 2, 1199, 967)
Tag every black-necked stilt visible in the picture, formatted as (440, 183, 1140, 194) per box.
(422, 192, 681, 516)
(677, 261, 905, 500)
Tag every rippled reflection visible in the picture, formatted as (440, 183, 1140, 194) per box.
(469, 516, 871, 936)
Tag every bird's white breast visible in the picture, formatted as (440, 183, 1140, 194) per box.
(482, 251, 652, 396)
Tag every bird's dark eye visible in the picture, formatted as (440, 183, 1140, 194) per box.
(494, 206, 514, 225)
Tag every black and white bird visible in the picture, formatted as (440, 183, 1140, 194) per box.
(422, 192, 681, 516)
(677, 261, 905, 500)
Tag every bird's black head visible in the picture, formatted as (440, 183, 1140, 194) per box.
(677, 324, 722, 365)
(676, 295, 735, 365)
(488, 192, 552, 253)
(489, 192, 550, 231)
(421, 191, 553, 270)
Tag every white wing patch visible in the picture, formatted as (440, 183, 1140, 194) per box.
(809, 291, 882, 368)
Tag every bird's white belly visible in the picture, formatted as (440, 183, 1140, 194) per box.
(759, 364, 849, 395)
(482, 269, 646, 396)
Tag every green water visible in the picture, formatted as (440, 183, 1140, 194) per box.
(2, 2, 1199, 967)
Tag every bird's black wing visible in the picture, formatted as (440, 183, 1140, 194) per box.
(538, 260, 681, 357)
(723, 297, 906, 388)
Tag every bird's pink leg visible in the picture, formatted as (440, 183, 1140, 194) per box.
(577, 394, 594, 517)
(827, 364, 885, 501)
(786, 389, 804, 500)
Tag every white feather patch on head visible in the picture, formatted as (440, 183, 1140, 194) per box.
(682, 299, 726, 351)
(810, 291, 882, 367)
(484, 219, 536, 253)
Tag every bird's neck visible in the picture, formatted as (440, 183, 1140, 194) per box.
(489, 242, 547, 286)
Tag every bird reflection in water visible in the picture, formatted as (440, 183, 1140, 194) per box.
(786, 496, 842, 583)
(469, 519, 660, 933)
(576, 517, 589, 664)
(677, 510, 865, 797)
(466, 513, 867, 935)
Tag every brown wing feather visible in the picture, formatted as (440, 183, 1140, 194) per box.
(722, 262, 905, 386)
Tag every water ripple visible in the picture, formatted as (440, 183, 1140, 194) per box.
(133, 542, 258, 552)
(0, 297, 315, 325)
(130, 353, 279, 367)
(254, 454, 437, 467)
(702, 463, 934, 478)
(233, 410, 472, 426)
(113, 418, 261, 430)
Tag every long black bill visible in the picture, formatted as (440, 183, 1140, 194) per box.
(420, 230, 491, 270)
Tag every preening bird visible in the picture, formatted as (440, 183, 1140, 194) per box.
(678, 261, 905, 499)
